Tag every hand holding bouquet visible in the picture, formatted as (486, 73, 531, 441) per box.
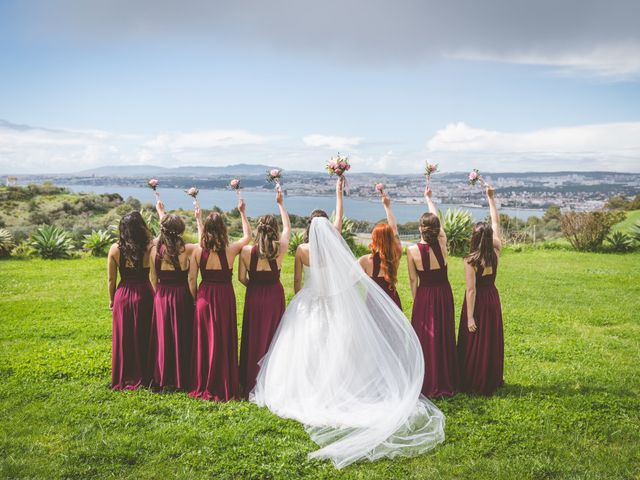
(229, 178, 242, 198)
(266, 168, 283, 191)
(326, 153, 351, 177)
(185, 186, 199, 206)
(468, 169, 487, 188)
(424, 162, 439, 186)
(147, 179, 160, 199)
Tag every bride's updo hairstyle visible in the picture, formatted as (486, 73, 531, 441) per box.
(369, 223, 401, 291)
(158, 214, 186, 270)
(304, 209, 329, 243)
(466, 221, 497, 271)
(201, 212, 229, 252)
(419, 213, 440, 245)
(255, 214, 280, 260)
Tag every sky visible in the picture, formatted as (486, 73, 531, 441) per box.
(0, 0, 639, 174)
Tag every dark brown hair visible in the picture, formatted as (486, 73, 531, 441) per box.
(256, 214, 280, 260)
(158, 214, 186, 270)
(419, 212, 440, 245)
(201, 212, 229, 252)
(369, 223, 401, 290)
(465, 222, 497, 270)
(118, 211, 151, 269)
(304, 209, 329, 243)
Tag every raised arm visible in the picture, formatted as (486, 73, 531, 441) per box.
(276, 189, 291, 252)
(156, 198, 166, 222)
(425, 186, 447, 241)
(229, 198, 252, 255)
(194, 203, 203, 244)
(107, 244, 118, 309)
(486, 185, 502, 253)
(333, 176, 344, 232)
(382, 193, 399, 236)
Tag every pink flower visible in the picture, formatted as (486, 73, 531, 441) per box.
(468, 171, 478, 181)
(375, 182, 385, 193)
(270, 168, 280, 177)
(338, 161, 347, 170)
(334, 168, 343, 176)
(185, 187, 199, 198)
(230, 178, 241, 190)
(329, 160, 337, 170)
(147, 179, 159, 190)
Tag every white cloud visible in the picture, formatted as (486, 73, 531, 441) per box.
(303, 134, 362, 150)
(427, 122, 640, 171)
(144, 130, 274, 150)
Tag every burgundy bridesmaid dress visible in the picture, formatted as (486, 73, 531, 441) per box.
(411, 242, 458, 397)
(111, 253, 154, 390)
(148, 246, 194, 390)
(239, 246, 286, 398)
(189, 249, 239, 401)
(370, 252, 402, 309)
(457, 261, 504, 396)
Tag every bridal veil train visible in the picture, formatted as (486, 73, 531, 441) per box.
(250, 217, 445, 468)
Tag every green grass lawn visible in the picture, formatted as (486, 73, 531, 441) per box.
(1, 251, 639, 479)
(612, 209, 640, 234)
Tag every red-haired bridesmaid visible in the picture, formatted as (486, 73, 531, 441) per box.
(358, 192, 403, 309)
(107, 211, 154, 390)
(148, 201, 200, 391)
(238, 189, 291, 398)
(407, 187, 458, 397)
(457, 185, 504, 396)
(188, 198, 251, 401)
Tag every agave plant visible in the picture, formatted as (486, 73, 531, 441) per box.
(140, 209, 160, 236)
(0, 228, 15, 258)
(606, 231, 635, 253)
(30, 225, 75, 259)
(288, 231, 305, 256)
(439, 208, 473, 256)
(83, 229, 114, 257)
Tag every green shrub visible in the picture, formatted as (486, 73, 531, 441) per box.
(440, 208, 473, 256)
(561, 211, 625, 252)
(82, 230, 114, 257)
(0, 228, 15, 257)
(605, 231, 635, 253)
(10, 240, 33, 258)
(288, 231, 304, 256)
(30, 225, 75, 259)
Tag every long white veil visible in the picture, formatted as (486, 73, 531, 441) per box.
(250, 217, 445, 468)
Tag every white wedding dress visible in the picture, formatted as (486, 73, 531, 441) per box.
(250, 217, 445, 468)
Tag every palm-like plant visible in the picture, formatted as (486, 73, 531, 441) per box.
(606, 231, 635, 253)
(288, 231, 305, 256)
(30, 225, 75, 259)
(140, 209, 160, 236)
(0, 228, 15, 258)
(83, 229, 114, 256)
(439, 208, 473, 256)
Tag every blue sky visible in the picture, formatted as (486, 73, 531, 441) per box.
(1, 0, 639, 173)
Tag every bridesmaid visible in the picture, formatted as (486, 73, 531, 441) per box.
(107, 211, 154, 390)
(457, 185, 504, 396)
(188, 197, 251, 401)
(148, 200, 200, 391)
(407, 186, 458, 398)
(238, 189, 291, 398)
(358, 192, 403, 308)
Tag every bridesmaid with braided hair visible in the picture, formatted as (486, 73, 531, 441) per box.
(407, 186, 458, 398)
(188, 197, 251, 401)
(238, 189, 291, 398)
(148, 200, 201, 391)
(457, 185, 504, 396)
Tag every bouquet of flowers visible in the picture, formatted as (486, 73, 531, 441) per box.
(266, 168, 283, 191)
(326, 153, 351, 177)
(424, 162, 439, 186)
(229, 178, 242, 198)
(468, 169, 486, 187)
(147, 179, 160, 199)
(374, 182, 385, 195)
(185, 186, 199, 206)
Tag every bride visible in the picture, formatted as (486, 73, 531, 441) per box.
(250, 177, 445, 468)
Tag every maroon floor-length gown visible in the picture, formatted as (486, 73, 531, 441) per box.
(411, 242, 458, 397)
(370, 252, 402, 309)
(148, 246, 194, 390)
(189, 248, 239, 401)
(111, 253, 154, 390)
(457, 261, 504, 396)
(239, 246, 286, 398)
